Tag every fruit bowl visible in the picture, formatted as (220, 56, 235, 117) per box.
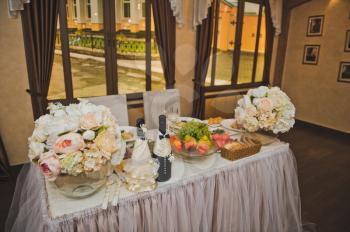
(170, 134, 217, 159)
(171, 144, 218, 159)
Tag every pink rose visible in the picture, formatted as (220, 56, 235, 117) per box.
(256, 98, 274, 112)
(53, 133, 85, 154)
(80, 112, 100, 130)
(38, 151, 61, 181)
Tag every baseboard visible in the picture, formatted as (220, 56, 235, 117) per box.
(295, 119, 350, 139)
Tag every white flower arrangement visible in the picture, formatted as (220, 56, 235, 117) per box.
(28, 99, 123, 181)
(234, 86, 295, 134)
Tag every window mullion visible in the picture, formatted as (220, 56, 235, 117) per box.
(145, 0, 151, 91)
(251, 4, 263, 83)
(59, 0, 74, 101)
(103, 0, 117, 95)
(231, 0, 245, 86)
(210, 0, 220, 86)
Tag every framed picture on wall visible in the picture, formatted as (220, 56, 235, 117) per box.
(338, 62, 350, 83)
(302, 45, 320, 65)
(345, 30, 350, 52)
(307, 15, 324, 36)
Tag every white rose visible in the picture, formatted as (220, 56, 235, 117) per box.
(63, 116, 80, 132)
(45, 117, 68, 136)
(65, 104, 82, 117)
(31, 127, 48, 143)
(28, 141, 45, 160)
(53, 109, 66, 117)
(47, 102, 64, 114)
(248, 86, 268, 98)
(79, 101, 98, 114)
(272, 118, 295, 134)
(83, 130, 95, 141)
(35, 114, 53, 128)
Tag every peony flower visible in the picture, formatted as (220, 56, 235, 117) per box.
(80, 112, 100, 130)
(83, 130, 95, 141)
(255, 97, 274, 112)
(94, 130, 118, 153)
(28, 141, 45, 161)
(38, 151, 61, 181)
(53, 133, 85, 154)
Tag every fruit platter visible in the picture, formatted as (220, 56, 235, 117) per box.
(169, 121, 231, 159)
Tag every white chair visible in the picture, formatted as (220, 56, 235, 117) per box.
(87, 95, 129, 126)
(143, 89, 181, 129)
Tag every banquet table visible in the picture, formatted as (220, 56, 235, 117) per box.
(6, 139, 302, 232)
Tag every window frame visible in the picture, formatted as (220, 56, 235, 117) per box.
(51, 0, 156, 104)
(205, 0, 271, 93)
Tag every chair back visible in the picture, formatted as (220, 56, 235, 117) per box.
(143, 89, 181, 129)
(87, 95, 129, 126)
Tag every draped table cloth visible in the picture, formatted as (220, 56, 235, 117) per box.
(6, 142, 302, 232)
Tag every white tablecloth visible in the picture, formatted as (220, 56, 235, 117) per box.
(6, 142, 302, 232)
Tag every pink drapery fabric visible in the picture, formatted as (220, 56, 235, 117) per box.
(6, 145, 302, 232)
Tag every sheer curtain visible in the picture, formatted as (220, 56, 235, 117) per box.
(191, 2, 216, 119)
(21, 0, 59, 119)
(151, 0, 176, 89)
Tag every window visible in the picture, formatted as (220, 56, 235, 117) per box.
(123, 0, 131, 18)
(87, 0, 91, 19)
(73, 0, 77, 19)
(206, 0, 269, 88)
(49, 0, 164, 101)
(142, 1, 146, 18)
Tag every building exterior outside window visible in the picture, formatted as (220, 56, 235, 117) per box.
(73, 0, 77, 19)
(123, 0, 131, 18)
(87, 0, 91, 19)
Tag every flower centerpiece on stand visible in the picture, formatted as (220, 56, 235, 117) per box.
(28, 99, 125, 198)
(234, 86, 295, 137)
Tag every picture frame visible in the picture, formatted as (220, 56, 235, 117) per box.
(344, 30, 350, 52)
(307, 15, 324, 37)
(302, 45, 320, 65)
(337, 62, 350, 83)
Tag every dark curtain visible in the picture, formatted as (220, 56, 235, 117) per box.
(21, 0, 60, 119)
(191, 3, 216, 119)
(263, 0, 275, 85)
(0, 136, 11, 180)
(151, 0, 176, 89)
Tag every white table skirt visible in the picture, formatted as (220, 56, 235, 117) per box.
(6, 142, 302, 232)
